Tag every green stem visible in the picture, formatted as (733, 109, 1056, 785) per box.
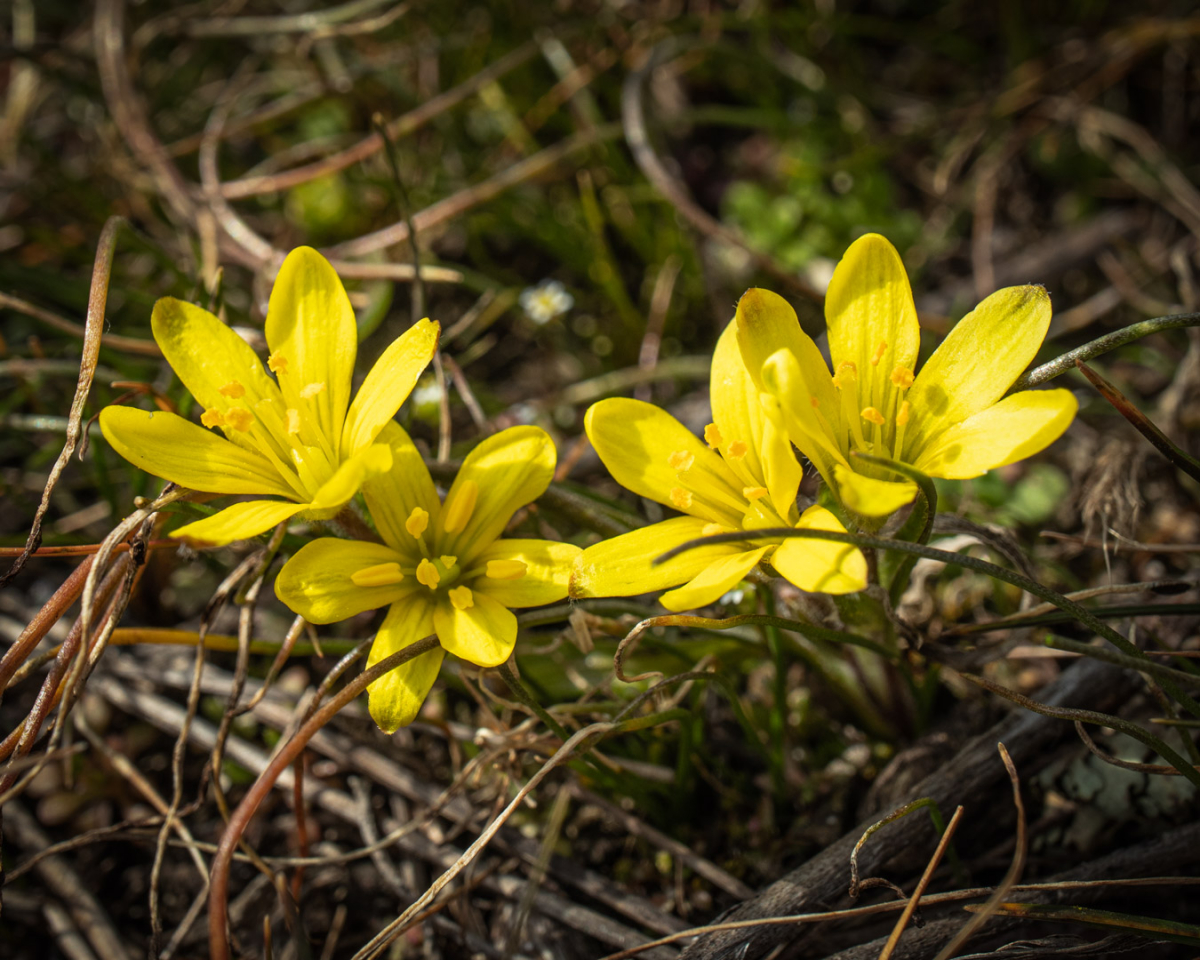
(1043, 635, 1200, 689)
(496, 661, 571, 743)
(963, 673, 1200, 789)
(1013, 312, 1200, 390)
(658, 528, 1200, 720)
(849, 451, 938, 609)
(758, 583, 787, 798)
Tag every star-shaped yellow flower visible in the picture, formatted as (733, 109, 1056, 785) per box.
(570, 321, 866, 612)
(99, 248, 438, 546)
(736, 234, 1078, 518)
(274, 424, 580, 733)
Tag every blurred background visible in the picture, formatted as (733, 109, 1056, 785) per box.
(3, 2, 1200, 958)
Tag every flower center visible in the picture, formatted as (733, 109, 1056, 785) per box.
(665, 427, 788, 532)
(198, 356, 338, 502)
(350, 492, 530, 609)
(828, 343, 917, 469)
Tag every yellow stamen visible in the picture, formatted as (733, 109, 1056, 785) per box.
(201, 408, 225, 429)
(703, 423, 723, 449)
(285, 408, 300, 434)
(726, 440, 748, 460)
(439, 555, 457, 569)
(267, 352, 287, 374)
(448, 585, 474, 611)
(668, 450, 695, 471)
(890, 366, 914, 389)
(895, 401, 910, 426)
(219, 380, 246, 399)
(225, 407, 254, 432)
(669, 487, 694, 510)
(701, 522, 728, 537)
(832, 361, 858, 390)
(870, 340, 888, 366)
(405, 507, 430, 538)
(350, 562, 405, 587)
(442, 480, 478, 534)
(860, 407, 885, 426)
(486, 559, 528, 580)
(743, 486, 769, 500)
(300, 381, 326, 400)
(416, 558, 441, 590)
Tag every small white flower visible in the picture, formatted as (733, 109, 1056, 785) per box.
(412, 377, 444, 409)
(520, 280, 574, 325)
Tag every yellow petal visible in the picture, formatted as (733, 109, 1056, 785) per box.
(366, 595, 443, 733)
(433, 590, 517, 668)
(913, 388, 1077, 480)
(307, 441, 393, 513)
(264, 247, 357, 453)
(712, 319, 802, 522)
(658, 546, 770, 612)
(759, 349, 847, 483)
(711, 320, 767, 482)
(825, 234, 920, 411)
(832, 463, 917, 518)
(341, 318, 440, 456)
(570, 516, 745, 600)
(771, 505, 866, 594)
(473, 539, 581, 608)
(149, 297, 284, 454)
(905, 285, 1052, 453)
(275, 539, 411, 623)
(99, 406, 293, 497)
(171, 499, 306, 547)
(734, 288, 840, 413)
(362, 421, 440, 550)
(760, 414, 802, 524)
(435, 426, 555, 561)
(585, 398, 743, 525)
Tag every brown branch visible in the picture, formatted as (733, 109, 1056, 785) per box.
(1, 216, 126, 587)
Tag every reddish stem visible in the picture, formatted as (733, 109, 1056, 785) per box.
(207, 633, 440, 960)
(0, 556, 93, 697)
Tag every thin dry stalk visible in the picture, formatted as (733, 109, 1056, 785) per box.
(1, 216, 126, 587)
(621, 40, 818, 302)
(207, 633, 442, 960)
(0, 556, 93, 698)
(931, 744, 1026, 960)
(149, 547, 267, 955)
(876, 806, 965, 960)
(220, 43, 537, 199)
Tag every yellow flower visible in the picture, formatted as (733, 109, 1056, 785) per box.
(274, 424, 580, 733)
(570, 321, 866, 612)
(735, 234, 1078, 518)
(99, 248, 439, 546)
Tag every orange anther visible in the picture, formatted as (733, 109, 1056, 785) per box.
(890, 366, 914, 389)
(669, 487, 694, 510)
(225, 407, 254, 431)
(668, 449, 695, 471)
